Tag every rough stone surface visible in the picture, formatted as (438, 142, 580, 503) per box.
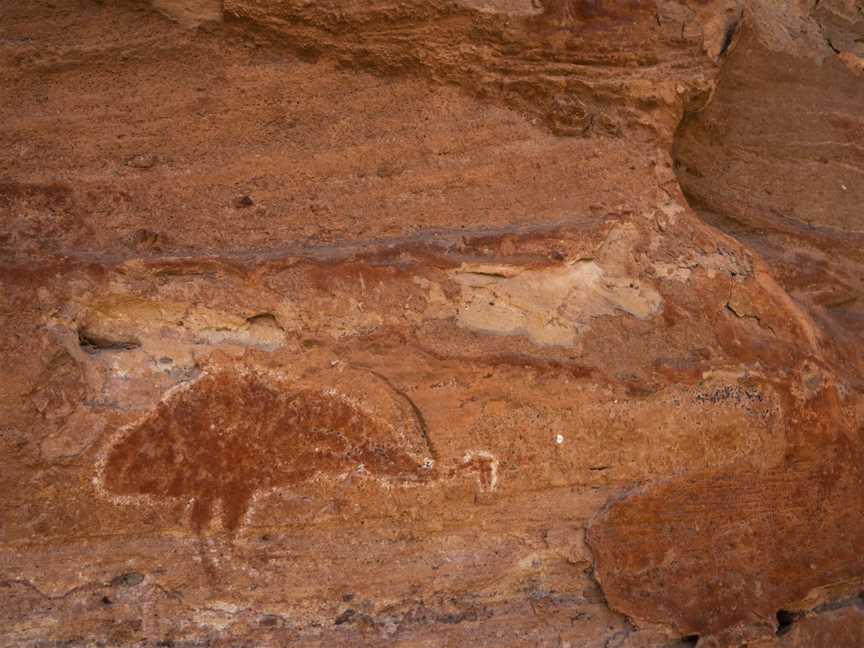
(1, 1, 862, 646)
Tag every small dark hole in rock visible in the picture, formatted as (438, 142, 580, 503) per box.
(719, 20, 737, 56)
(334, 608, 356, 625)
(680, 635, 699, 647)
(246, 313, 280, 328)
(100, 596, 112, 606)
(776, 609, 799, 635)
(78, 329, 140, 352)
(111, 572, 145, 588)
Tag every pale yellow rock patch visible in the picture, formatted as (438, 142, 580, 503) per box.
(452, 261, 662, 346)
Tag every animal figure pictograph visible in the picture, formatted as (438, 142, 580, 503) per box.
(102, 370, 435, 534)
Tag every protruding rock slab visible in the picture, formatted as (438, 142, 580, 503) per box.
(589, 447, 864, 639)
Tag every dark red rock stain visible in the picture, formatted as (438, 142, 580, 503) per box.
(104, 371, 433, 534)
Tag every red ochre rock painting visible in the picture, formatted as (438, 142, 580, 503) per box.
(100, 369, 437, 534)
(460, 451, 499, 493)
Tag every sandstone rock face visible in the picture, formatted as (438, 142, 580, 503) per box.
(1, 1, 863, 646)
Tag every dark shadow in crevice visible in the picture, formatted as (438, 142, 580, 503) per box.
(776, 609, 802, 636)
(78, 327, 141, 353)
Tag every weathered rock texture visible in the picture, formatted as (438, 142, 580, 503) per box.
(1, 0, 862, 646)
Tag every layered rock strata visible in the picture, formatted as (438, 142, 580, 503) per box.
(1, 1, 863, 646)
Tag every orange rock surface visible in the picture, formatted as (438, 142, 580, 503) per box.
(1, 1, 862, 646)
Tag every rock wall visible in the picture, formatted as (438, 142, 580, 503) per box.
(1, 1, 863, 646)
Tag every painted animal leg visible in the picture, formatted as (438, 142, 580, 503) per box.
(189, 497, 220, 587)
